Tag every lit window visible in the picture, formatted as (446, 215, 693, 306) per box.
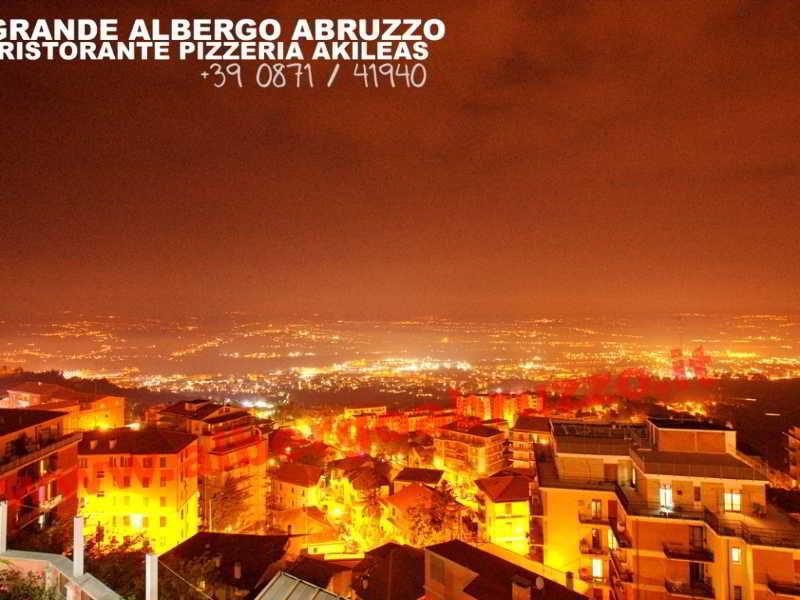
(591, 558, 603, 580)
(731, 547, 742, 564)
(659, 484, 673, 509)
(724, 491, 742, 512)
(505, 503, 513, 515)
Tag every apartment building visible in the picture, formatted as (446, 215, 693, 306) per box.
(3, 382, 125, 433)
(534, 417, 800, 600)
(158, 399, 269, 532)
(78, 428, 199, 553)
(511, 415, 553, 470)
(271, 462, 324, 510)
(0, 409, 80, 540)
(455, 392, 542, 423)
(475, 474, 533, 555)
(433, 421, 507, 481)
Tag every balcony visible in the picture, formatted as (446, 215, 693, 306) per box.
(663, 543, 714, 563)
(0, 433, 81, 477)
(578, 511, 609, 525)
(609, 519, 632, 548)
(579, 539, 605, 555)
(768, 580, 800, 597)
(609, 550, 633, 584)
(664, 579, 714, 598)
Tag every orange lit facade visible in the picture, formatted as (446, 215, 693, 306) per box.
(78, 428, 199, 553)
(158, 400, 268, 532)
(786, 426, 800, 487)
(531, 418, 800, 600)
(433, 421, 506, 481)
(456, 392, 542, 423)
(475, 475, 533, 555)
(0, 409, 80, 540)
(3, 382, 125, 433)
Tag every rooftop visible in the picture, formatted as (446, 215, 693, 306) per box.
(513, 415, 551, 432)
(427, 540, 585, 600)
(440, 422, 503, 438)
(475, 475, 531, 503)
(393, 467, 444, 485)
(631, 448, 767, 480)
(163, 532, 289, 592)
(648, 417, 731, 431)
(273, 462, 323, 487)
(353, 543, 424, 600)
(0, 409, 66, 435)
(78, 428, 196, 455)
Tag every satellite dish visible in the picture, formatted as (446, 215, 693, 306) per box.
(536, 576, 545, 590)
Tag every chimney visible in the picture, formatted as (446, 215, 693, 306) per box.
(0, 500, 7, 554)
(145, 553, 158, 600)
(565, 571, 574, 590)
(511, 575, 532, 600)
(233, 561, 242, 580)
(73, 516, 84, 577)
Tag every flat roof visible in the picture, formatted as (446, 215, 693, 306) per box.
(632, 448, 767, 480)
(0, 409, 66, 435)
(648, 418, 731, 431)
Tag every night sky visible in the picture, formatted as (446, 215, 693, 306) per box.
(1, 1, 799, 319)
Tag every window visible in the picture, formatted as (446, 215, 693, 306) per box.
(659, 484, 673, 509)
(96, 471, 105, 479)
(608, 529, 617, 550)
(160, 477, 167, 488)
(505, 503, 513, 515)
(734, 586, 743, 600)
(591, 558, 603, 581)
(142, 477, 150, 488)
(159, 457, 167, 468)
(97, 491, 105, 498)
(430, 555, 445, 583)
(123, 476, 131, 488)
(122, 516, 130, 527)
(724, 491, 742, 512)
(143, 458, 153, 468)
(694, 486, 701, 502)
(591, 499, 602, 519)
(160, 497, 166, 507)
(731, 547, 742, 564)
(79, 459, 88, 469)
(160, 516, 167, 528)
(631, 468, 637, 487)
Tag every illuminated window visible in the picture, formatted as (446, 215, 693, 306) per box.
(724, 491, 741, 512)
(608, 529, 617, 550)
(731, 547, 742, 564)
(591, 558, 603, 580)
(659, 484, 673, 509)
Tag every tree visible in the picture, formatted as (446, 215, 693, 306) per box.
(207, 473, 252, 532)
(0, 565, 60, 600)
(84, 535, 149, 600)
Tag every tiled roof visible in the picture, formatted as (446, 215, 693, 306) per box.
(159, 399, 221, 421)
(393, 467, 444, 485)
(163, 532, 289, 593)
(78, 428, 196, 455)
(273, 463, 323, 487)
(286, 556, 351, 589)
(353, 543, 424, 600)
(427, 540, 585, 600)
(475, 475, 531, 503)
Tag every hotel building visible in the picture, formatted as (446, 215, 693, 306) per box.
(78, 428, 199, 553)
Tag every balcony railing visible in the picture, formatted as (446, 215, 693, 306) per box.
(579, 511, 610, 525)
(767, 580, 800, 597)
(664, 579, 714, 598)
(609, 550, 633, 583)
(609, 519, 632, 548)
(579, 540, 605, 555)
(0, 433, 82, 477)
(663, 543, 714, 562)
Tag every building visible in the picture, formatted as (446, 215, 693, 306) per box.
(162, 532, 290, 599)
(352, 542, 424, 600)
(3, 382, 125, 433)
(343, 406, 387, 419)
(510, 415, 553, 470)
(424, 539, 586, 600)
(785, 426, 800, 486)
(78, 428, 199, 553)
(475, 475, 533, 555)
(287, 555, 354, 597)
(158, 399, 269, 532)
(455, 392, 542, 423)
(0, 409, 80, 540)
(271, 462, 324, 510)
(392, 467, 444, 493)
(433, 421, 506, 481)
(534, 417, 800, 600)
